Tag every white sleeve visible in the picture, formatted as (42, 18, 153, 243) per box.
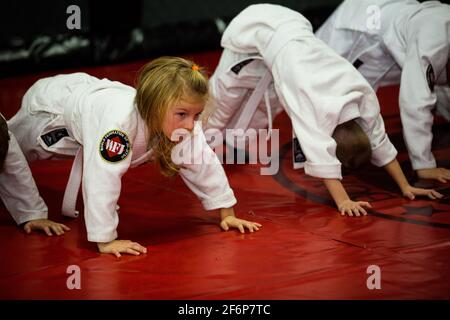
(275, 77, 343, 179)
(0, 132, 48, 225)
(81, 105, 135, 243)
(172, 123, 237, 210)
(355, 88, 398, 168)
(398, 41, 437, 170)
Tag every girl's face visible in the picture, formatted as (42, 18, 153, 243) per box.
(162, 99, 204, 140)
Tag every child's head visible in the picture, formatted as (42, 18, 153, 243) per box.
(0, 115, 9, 172)
(332, 119, 372, 171)
(135, 56, 209, 176)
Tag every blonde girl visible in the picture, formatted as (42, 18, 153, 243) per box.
(7, 56, 261, 257)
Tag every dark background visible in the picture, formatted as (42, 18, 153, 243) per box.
(0, 0, 448, 77)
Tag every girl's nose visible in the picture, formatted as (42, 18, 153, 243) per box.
(185, 119, 195, 131)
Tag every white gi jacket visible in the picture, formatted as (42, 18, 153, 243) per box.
(206, 4, 397, 180)
(0, 126, 48, 225)
(7, 73, 236, 242)
(316, 0, 450, 170)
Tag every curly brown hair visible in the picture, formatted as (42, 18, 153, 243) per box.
(332, 119, 372, 170)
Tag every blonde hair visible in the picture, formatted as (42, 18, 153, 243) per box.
(135, 56, 209, 177)
(332, 119, 372, 170)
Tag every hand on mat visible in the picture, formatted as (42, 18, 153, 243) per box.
(417, 167, 450, 183)
(402, 185, 443, 200)
(338, 200, 371, 217)
(23, 219, 70, 236)
(97, 240, 147, 258)
(220, 215, 262, 233)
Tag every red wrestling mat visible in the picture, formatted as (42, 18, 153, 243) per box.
(0, 51, 449, 299)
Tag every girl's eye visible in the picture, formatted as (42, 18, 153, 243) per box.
(194, 113, 202, 120)
(177, 112, 187, 118)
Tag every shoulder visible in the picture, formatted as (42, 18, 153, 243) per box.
(90, 81, 137, 120)
(83, 82, 140, 142)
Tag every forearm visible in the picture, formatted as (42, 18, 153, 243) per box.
(398, 58, 436, 171)
(83, 197, 119, 243)
(220, 207, 236, 220)
(382, 158, 410, 193)
(323, 179, 350, 208)
(383, 158, 443, 201)
(0, 134, 48, 224)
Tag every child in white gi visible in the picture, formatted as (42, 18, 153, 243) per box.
(316, 0, 450, 183)
(8, 56, 261, 258)
(205, 4, 443, 217)
(0, 113, 70, 236)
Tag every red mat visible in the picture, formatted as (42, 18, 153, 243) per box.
(0, 51, 449, 299)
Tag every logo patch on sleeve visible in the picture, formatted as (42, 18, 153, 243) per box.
(99, 130, 131, 163)
(426, 64, 435, 91)
(353, 59, 364, 69)
(292, 137, 306, 169)
(40, 128, 69, 147)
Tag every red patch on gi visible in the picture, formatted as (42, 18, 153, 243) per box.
(99, 130, 131, 163)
